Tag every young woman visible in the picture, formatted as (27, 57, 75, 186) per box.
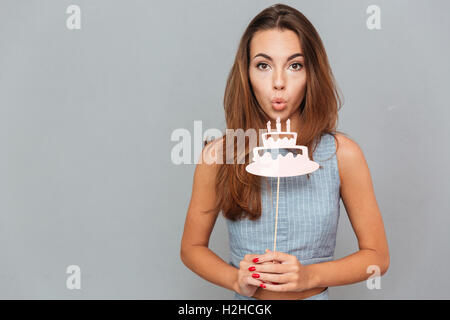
(180, 4, 389, 300)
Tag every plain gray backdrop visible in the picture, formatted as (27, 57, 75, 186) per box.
(0, 0, 449, 299)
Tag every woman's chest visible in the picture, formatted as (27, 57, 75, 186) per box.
(227, 173, 340, 247)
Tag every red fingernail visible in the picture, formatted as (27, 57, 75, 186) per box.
(248, 266, 256, 271)
(253, 258, 259, 263)
(260, 283, 266, 288)
(252, 273, 260, 278)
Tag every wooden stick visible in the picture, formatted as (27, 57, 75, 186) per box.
(273, 176, 280, 253)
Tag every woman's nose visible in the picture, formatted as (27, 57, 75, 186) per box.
(273, 70, 285, 90)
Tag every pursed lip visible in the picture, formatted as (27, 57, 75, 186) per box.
(271, 99, 287, 111)
(271, 97, 287, 103)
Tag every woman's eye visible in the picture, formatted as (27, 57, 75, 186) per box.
(256, 63, 269, 70)
(290, 63, 303, 71)
(256, 62, 303, 71)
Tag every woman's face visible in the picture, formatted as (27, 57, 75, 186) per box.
(248, 28, 306, 123)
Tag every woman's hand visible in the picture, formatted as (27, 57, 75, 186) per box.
(247, 249, 314, 292)
(234, 253, 271, 297)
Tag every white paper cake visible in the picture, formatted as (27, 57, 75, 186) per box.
(245, 117, 320, 177)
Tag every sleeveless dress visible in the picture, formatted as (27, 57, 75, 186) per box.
(226, 133, 341, 300)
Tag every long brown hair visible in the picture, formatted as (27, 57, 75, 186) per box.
(204, 3, 346, 221)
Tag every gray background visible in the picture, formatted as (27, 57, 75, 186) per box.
(0, 0, 449, 299)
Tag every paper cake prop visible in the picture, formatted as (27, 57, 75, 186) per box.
(245, 117, 320, 255)
(245, 117, 319, 177)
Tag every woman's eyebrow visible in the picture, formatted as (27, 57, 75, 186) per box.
(252, 52, 304, 61)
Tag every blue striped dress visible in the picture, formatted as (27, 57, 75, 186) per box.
(226, 133, 341, 300)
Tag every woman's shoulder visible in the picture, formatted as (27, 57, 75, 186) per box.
(333, 132, 368, 186)
(191, 137, 224, 202)
(194, 136, 225, 183)
(200, 136, 225, 166)
(333, 133, 363, 159)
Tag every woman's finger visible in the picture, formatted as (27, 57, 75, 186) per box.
(258, 281, 294, 292)
(248, 262, 292, 274)
(250, 271, 289, 284)
(245, 275, 265, 287)
(253, 250, 294, 264)
(243, 253, 261, 262)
